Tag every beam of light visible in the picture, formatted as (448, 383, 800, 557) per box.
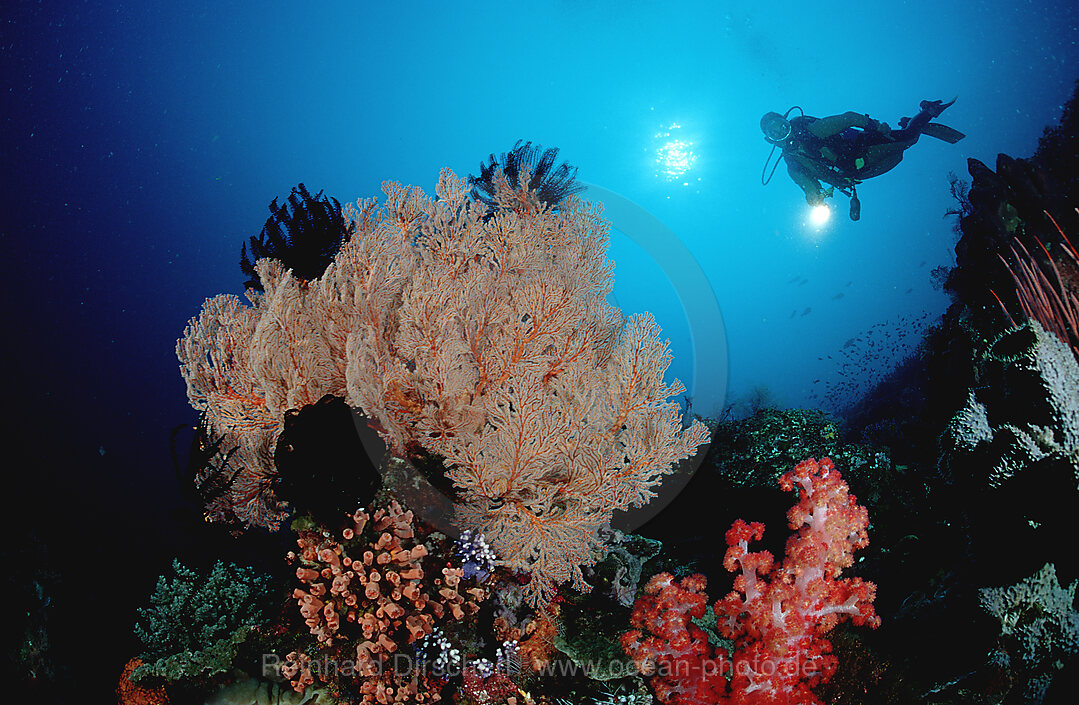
(809, 204, 831, 227)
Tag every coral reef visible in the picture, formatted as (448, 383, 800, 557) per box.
(705, 408, 889, 489)
(126, 77, 1079, 705)
(947, 156, 1079, 342)
(939, 319, 1079, 584)
(854, 85, 1079, 704)
(930, 83, 1079, 448)
(641, 408, 906, 590)
(940, 319, 1079, 490)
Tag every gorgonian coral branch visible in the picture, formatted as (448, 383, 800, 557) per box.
(178, 167, 708, 604)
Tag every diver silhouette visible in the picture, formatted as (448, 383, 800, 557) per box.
(760, 99, 965, 220)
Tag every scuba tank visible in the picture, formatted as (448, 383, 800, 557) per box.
(849, 184, 861, 221)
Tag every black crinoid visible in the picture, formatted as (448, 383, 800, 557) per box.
(272, 394, 384, 530)
(468, 140, 585, 211)
(171, 413, 244, 532)
(240, 183, 353, 292)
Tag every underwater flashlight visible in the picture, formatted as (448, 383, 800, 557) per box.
(809, 204, 831, 226)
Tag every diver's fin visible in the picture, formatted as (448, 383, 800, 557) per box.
(921, 122, 965, 143)
(920, 96, 957, 118)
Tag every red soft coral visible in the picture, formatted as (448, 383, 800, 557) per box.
(620, 573, 729, 705)
(623, 457, 880, 705)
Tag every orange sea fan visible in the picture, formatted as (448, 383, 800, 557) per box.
(177, 167, 708, 600)
(339, 169, 710, 605)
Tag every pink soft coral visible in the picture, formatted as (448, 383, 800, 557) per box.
(623, 457, 880, 705)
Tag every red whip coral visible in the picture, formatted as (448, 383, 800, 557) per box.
(991, 208, 1079, 358)
(284, 501, 484, 701)
(622, 458, 880, 705)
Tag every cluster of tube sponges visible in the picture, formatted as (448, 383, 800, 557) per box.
(282, 501, 485, 702)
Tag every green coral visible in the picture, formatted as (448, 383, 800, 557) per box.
(594, 530, 662, 607)
(706, 408, 890, 488)
(554, 534, 661, 682)
(132, 559, 273, 683)
(555, 601, 636, 681)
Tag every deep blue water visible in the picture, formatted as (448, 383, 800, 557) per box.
(2, 0, 1077, 697)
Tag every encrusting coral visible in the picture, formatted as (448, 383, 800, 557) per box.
(177, 166, 708, 605)
(939, 319, 1079, 491)
(980, 563, 1079, 704)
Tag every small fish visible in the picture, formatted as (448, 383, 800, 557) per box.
(832, 292, 845, 300)
(799, 279, 809, 286)
(789, 310, 797, 319)
(788, 275, 801, 283)
(905, 288, 913, 294)
(801, 307, 812, 316)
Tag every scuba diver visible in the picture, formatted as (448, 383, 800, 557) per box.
(760, 99, 965, 220)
